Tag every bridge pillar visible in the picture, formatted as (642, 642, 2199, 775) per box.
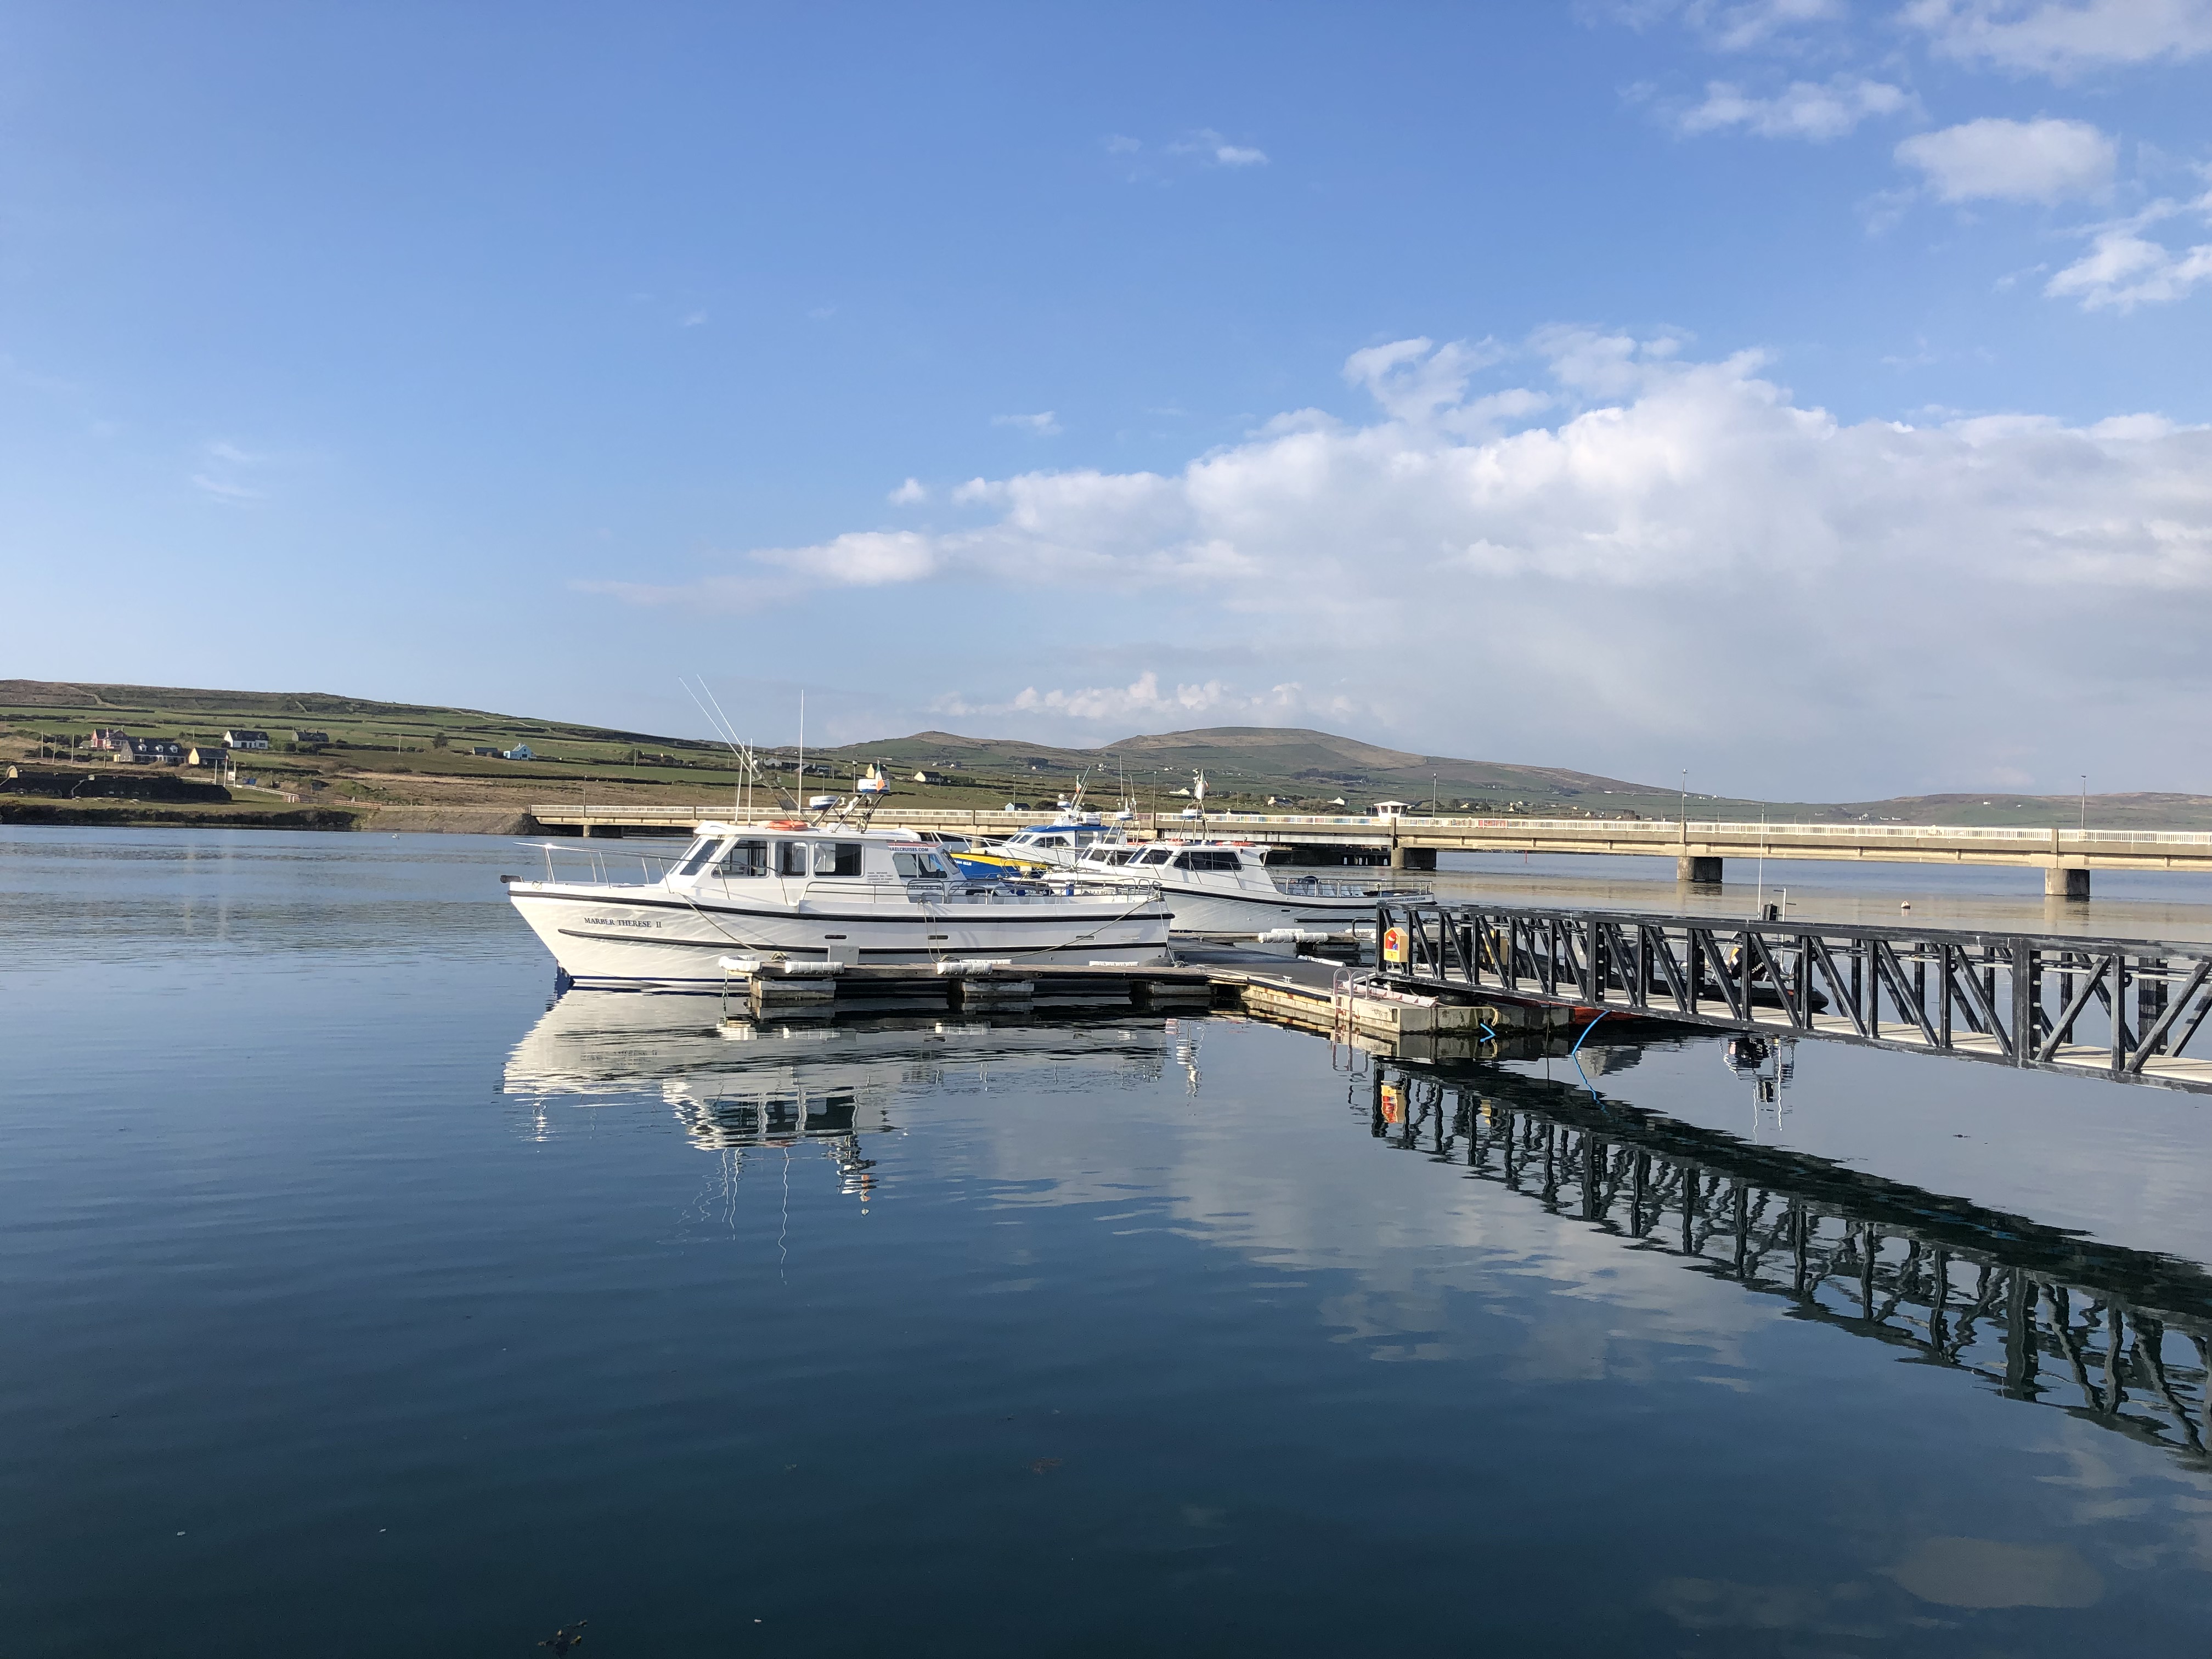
(1678, 855, 1723, 884)
(1390, 845, 1437, 871)
(2045, 866, 2089, 900)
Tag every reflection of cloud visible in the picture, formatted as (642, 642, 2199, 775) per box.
(964, 1023, 1780, 1369)
(1881, 1537, 2103, 1607)
(1650, 1576, 1882, 1637)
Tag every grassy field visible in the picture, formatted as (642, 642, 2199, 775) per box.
(7, 680, 2211, 831)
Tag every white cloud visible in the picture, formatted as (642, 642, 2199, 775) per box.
(1902, 0, 2212, 76)
(934, 672, 1347, 726)
(1620, 0, 1850, 50)
(1678, 76, 1914, 139)
(888, 477, 928, 505)
(679, 309, 708, 328)
(608, 334, 2212, 603)
(2045, 190, 2212, 307)
(1169, 128, 1269, 167)
(1704, 0, 1850, 49)
(590, 333, 2212, 792)
(189, 473, 263, 503)
(191, 439, 269, 503)
(1894, 116, 2115, 201)
(992, 411, 1063, 435)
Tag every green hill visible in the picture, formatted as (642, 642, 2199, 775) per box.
(8, 681, 2212, 831)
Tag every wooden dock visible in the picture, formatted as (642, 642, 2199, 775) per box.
(716, 950, 1613, 1069)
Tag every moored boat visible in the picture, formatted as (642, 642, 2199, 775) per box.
(509, 822, 1171, 988)
(1075, 838, 1426, 935)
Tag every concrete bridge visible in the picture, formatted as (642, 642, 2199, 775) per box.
(529, 801, 2212, 896)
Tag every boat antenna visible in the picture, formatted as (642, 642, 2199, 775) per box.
(682, 676, 793, 817)
(699, 676, 774, 820)
(798, 690, 807, 822)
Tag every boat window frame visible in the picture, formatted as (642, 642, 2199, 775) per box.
(814, 840, 865, 878)
(774, 838, 810, 877)
(715, 838, 770, 878)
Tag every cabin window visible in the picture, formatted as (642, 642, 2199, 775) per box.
(1172, 849, 1238, 872)
(893, 851, 926, 878)
(775, 840, 809, 876)
(715, 839, 769, 878)
(1136, 846, 1171, 865)
(815, 841, 864, 877)
(675, 837, 723, 877)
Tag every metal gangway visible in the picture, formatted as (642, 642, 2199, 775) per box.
(1375, 900, 2212, 1093)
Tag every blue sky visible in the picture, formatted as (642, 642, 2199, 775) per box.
(3, 1, 2209, 797)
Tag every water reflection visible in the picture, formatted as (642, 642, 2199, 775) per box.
(1374, 1054, 2212, 1471)
(503, 989, 1175, 1154)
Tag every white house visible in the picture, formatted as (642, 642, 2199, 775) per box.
(224, 729, 271, 750)
(503, 744, 535, 760)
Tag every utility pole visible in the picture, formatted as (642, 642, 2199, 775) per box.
(2079, 775, 2087, 834)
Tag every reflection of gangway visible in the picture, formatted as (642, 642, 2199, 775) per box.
(1372, 1059, 2212, 1470)
(1378, 900, 2212, 1094)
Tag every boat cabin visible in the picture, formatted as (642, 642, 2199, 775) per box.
(663, 825, 963, 887)
(998, 823, 1116, 858)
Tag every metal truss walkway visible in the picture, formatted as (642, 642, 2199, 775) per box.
(1375, 900, 2212, 1093)
(1365, 1059, 2212, 1472)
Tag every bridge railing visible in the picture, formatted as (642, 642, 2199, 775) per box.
(1376, 899, 2212, 1093)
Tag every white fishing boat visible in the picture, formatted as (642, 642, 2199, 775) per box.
(1075, 838, 1425, 935)
(509, 821, 1172, 988)
(987, 820, 1132, 871)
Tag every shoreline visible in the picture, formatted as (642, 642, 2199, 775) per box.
(0, 799, 541, 834)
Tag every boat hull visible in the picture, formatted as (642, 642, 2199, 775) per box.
(509, 881, 1173, 988)
(1152, 884, 1379, 935)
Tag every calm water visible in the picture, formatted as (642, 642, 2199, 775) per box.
(4, 826, 2211, 1656)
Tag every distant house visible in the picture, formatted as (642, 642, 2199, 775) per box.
(911, 770, 951, 785)
(471, 746, 503, 757)
(187, 744, 227, 768)
(503, 744, 535, 760)
(88, 727, 132, 752)
(121, 737, 184, 764)
(224, 730, 270, 750)
(290, 729, 331, 747)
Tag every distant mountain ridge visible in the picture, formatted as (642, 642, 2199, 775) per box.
(9, 682, 2212, 828)
(812, 725, 1665, 802)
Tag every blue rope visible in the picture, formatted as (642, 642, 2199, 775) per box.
(1569, 1013, 1605, 1103)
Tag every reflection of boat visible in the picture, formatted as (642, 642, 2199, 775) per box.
(1076, 839, 1426, 935)
(508, 821, 1170, 987)
(502, 989, 1177, 1152)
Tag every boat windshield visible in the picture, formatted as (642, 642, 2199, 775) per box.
(674, 836, 723, 877)
(1133, 846, 1173, 865)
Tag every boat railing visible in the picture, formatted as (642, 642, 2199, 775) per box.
(1273, 874, 1435, 899)
(795, 876, 1165, 905)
